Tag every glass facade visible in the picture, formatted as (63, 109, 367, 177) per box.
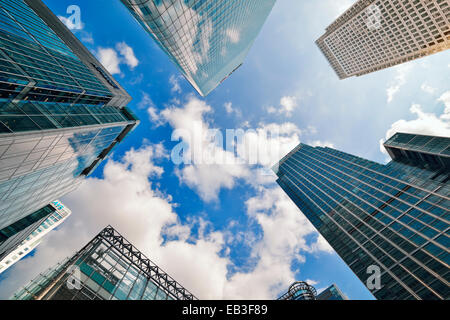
(121, 0, 276, 96)
(316, 284, 348, 300)
(274, 133, 449, 300)
(316, 0, 450, 79)
(0, 200, 71, 274)
(0, 0, 139, 231)
(0, 203, 54, 261)
(11, 226, 197, 300)
(0, 0, 112, 104)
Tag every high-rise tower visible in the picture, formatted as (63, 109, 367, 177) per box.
(0, 0, 139, 231)
(121, 0, 277, 96)
(274, 132, 449, 300)
(316, 0, 450, 79)
(0, 200, 71, 275)
(11, 226, 197, 300)
(316, 284, 349, 300)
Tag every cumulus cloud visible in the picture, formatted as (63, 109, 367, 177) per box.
(223, 102, 242, 117)
(137, 92, 163, 126)
(420, 83, 437, 95)
(224, 102, 234, 114)
(97, 47, 121, 75)
(116, 42, 139, 69)
(379, 95, 450, 154)
(0, 144, 332, 300)
(267, 96, 299, 116)
(438, 91, 450, 118)
(154, 97, 302, 202)
(96, 43, 139, 75)
(308, 140, 335, 148)
(169, 75, 182, 94)
(58, 12, 93, 45)
(138, 92, 154, 110)
(386, 64, 412, 103)
(0, 143, 229, 299)
(159, 97, 250, 201)
(223, 187, 328, 299)
(58, 15, 83, 31)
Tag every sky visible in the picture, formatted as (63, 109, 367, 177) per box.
(0, 0, 449, 300)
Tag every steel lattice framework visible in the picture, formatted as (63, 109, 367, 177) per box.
(277, 281, 317, 300)
(84, 226, 198, 300)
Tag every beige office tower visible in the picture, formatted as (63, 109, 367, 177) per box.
(316, 0, 450, 79)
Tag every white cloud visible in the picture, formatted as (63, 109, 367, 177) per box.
(97, 47, 121, 75)
(58, 16, 83, 31)
(160, 97, 250, 201)
(240, 122, 301, 168)
(80, 32, 94, 44)
(386, 64, 412, 103)
(116, 42, 139, 69)
(223, 102, 241, 117)
(309, 234, 334, 253)
(0, 143, 230, 300)
(169, 75, 182, 94)
(305, 279, 319, 286)
(267, 96, 299, 116)
(266, 106, 277, 114)
(223, 187, 328, 299)
(438, 91, 450, 118)
(138, 92, 154, 110)
(138, 92, 164, 126)
(281, 96, 298, 113)
(176, 163, 249, 202)
(420, 83, 437, 95)
(58, 15, 93, 44)
(96, 43, 139, 75)
(0, 144, 332, 300)
(158, 97, 302, 202)
(308, 140, 335, 148)
(224, 102, 234, 114)
(379, 97, 450, 154)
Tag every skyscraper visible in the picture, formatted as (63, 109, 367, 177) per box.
(274, 132, 449, 300)
(11, 226, 197, 300)
(277, 281, 317, 300)
(0, 0, 139, 231)
(0, 200, 71, 275)
(316, 0, 450, 79)
(316, 284, 348, 300)
(121, 0, 277, 96)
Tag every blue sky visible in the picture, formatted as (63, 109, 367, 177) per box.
(0, 0, 449, 300)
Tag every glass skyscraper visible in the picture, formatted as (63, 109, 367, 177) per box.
(316, 284, 348, 300)
(121, 0, 277, 96)
(316, 0, 450, 79)
(0, 200, 71, 275)
(11, 226, 197, 300)
(274, 132, 449, 300)
(0, 0, 139, 231)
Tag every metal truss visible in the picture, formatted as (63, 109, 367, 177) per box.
(93, 226, 198, 300)
(277, 281, 317, 300)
